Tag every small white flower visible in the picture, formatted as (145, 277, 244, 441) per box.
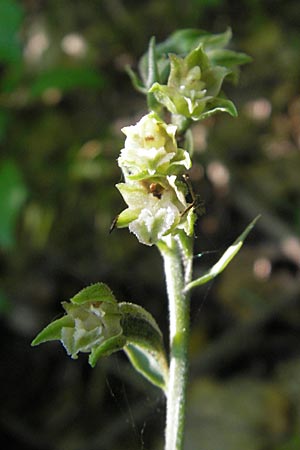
(118, 112, 191, 180)
(116, 176, 195, 246)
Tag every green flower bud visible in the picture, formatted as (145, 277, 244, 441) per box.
(150, 45, 237, 121)
(118, 112, 191, 181)
(31, 283, 124, 360)
(59, 300, 122, 358)
(116, 176, 195, 246)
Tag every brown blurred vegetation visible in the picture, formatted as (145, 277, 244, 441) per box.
(1, 1, 300, 449)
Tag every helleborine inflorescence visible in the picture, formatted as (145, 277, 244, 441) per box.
(116, 112, 195, 246)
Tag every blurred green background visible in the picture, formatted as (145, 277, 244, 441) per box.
(1, 1, 300, 449)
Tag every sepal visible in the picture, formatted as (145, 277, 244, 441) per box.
(31, 316, 74, 346)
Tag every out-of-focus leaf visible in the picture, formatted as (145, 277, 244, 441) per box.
(156, 28, 232, 55)
(0, 159, 28, 249)
(0, 110, 10, 142)
(185, 378, 288, 450)
(209, 49, 253, 68)
(1, 63, 24, 93)
(30, 67, 106, 97)
(0, 0, 23, 63)
(0, 288, 10, 314)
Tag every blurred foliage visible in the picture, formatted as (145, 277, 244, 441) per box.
(1, 1, 300, 450)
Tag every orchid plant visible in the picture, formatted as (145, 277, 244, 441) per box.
(32, 28, 257, 450)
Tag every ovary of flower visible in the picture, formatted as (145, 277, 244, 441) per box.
(118, 113, 191, 180)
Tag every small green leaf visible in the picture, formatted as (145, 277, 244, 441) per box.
(184, 216, 260, 292)
(70, 282, 116, 305)
(0, 0, 23, 64)
(209, 49, 253, 68)
(124, 344, 167, 391)
(31, 316, 73, 346)
(146, 36, 160, 88)
(119, 302, 168, 391)
(156, 28, 232, 55)
(196, 97, 238, 120)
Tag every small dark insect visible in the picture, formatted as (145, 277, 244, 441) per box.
(181, 173, 205, 217)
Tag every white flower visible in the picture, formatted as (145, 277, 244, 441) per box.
(116, 176, 195, 246)
(118, 112, 191, 181)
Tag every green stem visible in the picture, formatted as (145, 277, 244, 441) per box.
(158, 234, 192, 450)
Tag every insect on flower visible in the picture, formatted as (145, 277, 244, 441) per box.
(181, 173, 205, 217)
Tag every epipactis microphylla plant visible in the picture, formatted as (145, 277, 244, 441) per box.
(32, 28, 257, 450)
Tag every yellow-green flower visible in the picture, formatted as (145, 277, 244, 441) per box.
(150, 45, 237, 121)
(116, 176, 195, 246)
(118, 112, 191, 181)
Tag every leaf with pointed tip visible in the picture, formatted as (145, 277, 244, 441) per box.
(195, 97, 238, 120)
(156, 28, 232, 55)
(184, 216, 260, 292)
(146, 36, 160, 88)
(209, 49, 253, 68)
(31, 316, 73, 346)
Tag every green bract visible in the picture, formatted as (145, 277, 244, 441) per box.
(118, 112, 191, 181)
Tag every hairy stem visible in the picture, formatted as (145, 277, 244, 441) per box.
(158, 234, 193, 450)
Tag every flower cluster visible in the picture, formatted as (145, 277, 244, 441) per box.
(150, 45, 236, 121)
(116, 112, 195, 246)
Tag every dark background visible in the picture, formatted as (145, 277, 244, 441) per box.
(1, 1, 300, 449)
